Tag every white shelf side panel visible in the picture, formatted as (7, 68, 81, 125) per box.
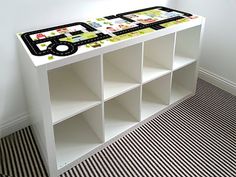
(54, 105, 103, 170)
(174, 25, 201, 70)
(103, 60, 140, 101)
(19, 43, 58, 177)
(104, 88, 140, 140)
(48, 65, 101, 125)
(171, 62, 198, 103)
(141, 73, 171, 120)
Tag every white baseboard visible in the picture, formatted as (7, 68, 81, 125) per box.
(198, 67, 236, 96)
(0, 113, 30, 138)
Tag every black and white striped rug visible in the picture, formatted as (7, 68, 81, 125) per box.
(1, 79, 236, 177)
(0, 127, 47, 177)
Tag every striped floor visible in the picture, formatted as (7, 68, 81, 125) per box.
(0, 127, 47, 177)
(1, 79, 236, 177)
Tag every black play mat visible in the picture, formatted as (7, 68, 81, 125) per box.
(21, 6, 192, 57)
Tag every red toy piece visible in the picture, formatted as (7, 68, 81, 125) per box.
(36, 33, 46, 40)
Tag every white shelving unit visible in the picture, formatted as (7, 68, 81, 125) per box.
(18, 15, 205, 177)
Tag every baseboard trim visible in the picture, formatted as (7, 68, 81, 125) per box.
(0, 113, 30, 138)
(198, 67, 236, 96)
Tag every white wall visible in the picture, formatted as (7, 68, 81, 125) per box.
(0, 0, 176, 136)
(175, 0, 236, 95)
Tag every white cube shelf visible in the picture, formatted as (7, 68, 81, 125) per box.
(54, 104, 103, 170)
(104, 87, 140, 140)
(143, 34, 174, 84)
(171, 62, 198, 103)
(48, 56, 102, 125)
(142, 73, 171, 120)
(103, 44, 142, 101)
(173, 26, 202, 71)
(18, 11, 205, 177)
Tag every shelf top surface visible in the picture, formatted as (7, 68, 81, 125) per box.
(17, 6, 204, 69)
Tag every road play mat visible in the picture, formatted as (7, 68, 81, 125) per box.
(20, 6, 196, 60)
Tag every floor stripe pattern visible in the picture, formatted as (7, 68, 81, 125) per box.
(0, 127, 47, 177)
(1, 79, 236, 177)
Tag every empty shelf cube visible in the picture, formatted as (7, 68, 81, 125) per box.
(142, 73, 171, 120)
(103, 44, 142, 101)
(104, 87, 141, 140)
(173, 26, 201, 70)
(143, 34, 174, 84)
(48, 56, 102, 124)
(171, 62, 197, 103)
(54, 104, 104, 170)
